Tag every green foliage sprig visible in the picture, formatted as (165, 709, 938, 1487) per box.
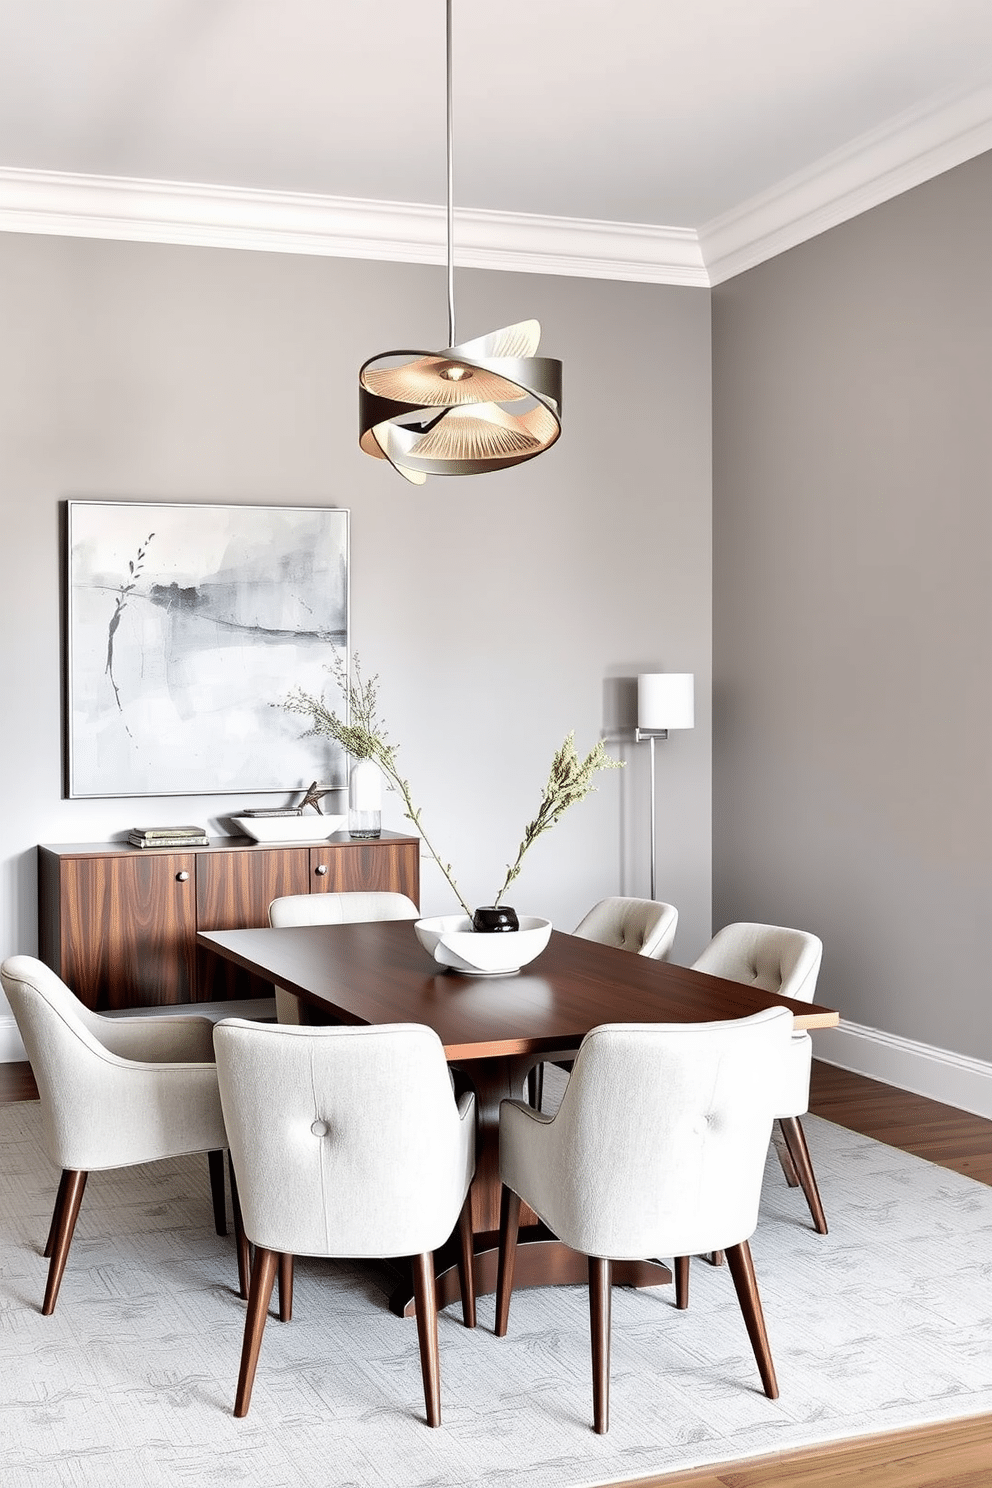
(492, 732, 621, 906)
(281, 653, 622, 920)
(283, 654, 471, 915)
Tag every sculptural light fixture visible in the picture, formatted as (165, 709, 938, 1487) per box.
(358, 0, 562, 484)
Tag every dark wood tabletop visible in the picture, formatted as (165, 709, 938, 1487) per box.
(196, 921, 838, 1058)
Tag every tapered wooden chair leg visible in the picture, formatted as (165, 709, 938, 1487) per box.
(44, 1169, 73, 1259)
(495, 1186, 521, 1338)
(455, 1192, 476, 1328)
(773, 1131, 800, 1187)
(674, 1254, 690, 1310)
(234, 1247, 279, 1417)
(229, 1155, 250, 1300)
(42, 1169, 87, 1315)
(207, 1149, 228, 1235)
(589, 1255, 612, 1434)
(278, 1253, 294, 1322)
(411, 1252, 442, 1427)
(778, 1116, 828, 1234)
(725, 1240, 778, 1399)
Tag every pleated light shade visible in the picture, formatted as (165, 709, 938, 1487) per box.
(359, 320, 562, 484)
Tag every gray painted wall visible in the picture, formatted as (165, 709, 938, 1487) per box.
(712, 151, 992, 1062)
(0, 232, 713, 1018)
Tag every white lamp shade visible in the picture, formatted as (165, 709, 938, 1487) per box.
(637, 673, 695, 731)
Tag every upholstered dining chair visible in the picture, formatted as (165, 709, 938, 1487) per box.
(213, 1019, 476, 1424)
(0, 954, 247, 1314)
(528, 896, 680, 1108)
(573, 896, 679, 960)
(495, 1007, 793, 1433)
(691, 922, 827, 1235)
(267, 890, 419, 1024)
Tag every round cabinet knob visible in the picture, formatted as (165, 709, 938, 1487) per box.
(175, 871, 190, 882)
(314, 863, 328, 876)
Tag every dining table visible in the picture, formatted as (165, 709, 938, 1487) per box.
(197, 920, 839, 1317)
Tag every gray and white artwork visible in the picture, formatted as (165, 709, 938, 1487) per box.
(66, 501, 349, 798)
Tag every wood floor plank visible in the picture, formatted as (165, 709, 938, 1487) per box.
(609, 1415, 992, 1487)
(0, 1062, 39, 1102)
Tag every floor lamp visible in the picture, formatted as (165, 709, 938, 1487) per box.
(635, 673, 695, 900)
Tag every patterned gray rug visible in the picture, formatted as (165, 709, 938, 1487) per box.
(1, 1099, 990, 1488)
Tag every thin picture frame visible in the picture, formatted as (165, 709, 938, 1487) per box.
(64, 500, 349, 799)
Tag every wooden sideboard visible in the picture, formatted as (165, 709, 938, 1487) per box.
(38, 832, 421, 1012)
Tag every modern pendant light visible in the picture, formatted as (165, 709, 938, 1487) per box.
(359, 0, 562, 484)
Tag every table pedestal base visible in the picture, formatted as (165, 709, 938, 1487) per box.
(387, 1225, 672, 1319)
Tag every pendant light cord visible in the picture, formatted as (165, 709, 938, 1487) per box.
(446, 0, 456, 348)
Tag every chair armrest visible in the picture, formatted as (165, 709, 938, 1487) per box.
(42, 1057, 228, 1172)
(501, 1097, 555, 1128)
(93, 1015, 217, 1064)
(774, 1031, 813, 1118)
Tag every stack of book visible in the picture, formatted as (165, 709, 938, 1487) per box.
(128, 825, 209, 849)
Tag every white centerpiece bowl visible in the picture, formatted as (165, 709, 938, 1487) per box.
(415, 915, 552, 975)
(232, 814, 345, 843)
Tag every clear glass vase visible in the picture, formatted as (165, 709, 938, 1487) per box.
(348, 757, 382, 839)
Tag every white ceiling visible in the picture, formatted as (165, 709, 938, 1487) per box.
(1, 1, 991, 283)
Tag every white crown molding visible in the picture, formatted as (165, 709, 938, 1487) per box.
(0, 167, 708, 287)
(1, 80, 990, 289)
(702, 78, 992, 285)
(814, 1019, 992, 1122)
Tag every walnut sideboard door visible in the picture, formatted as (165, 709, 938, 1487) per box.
(38, 847, 198, 1011)
(310, 838, 420, 901)
(195, 846, 311, 1003)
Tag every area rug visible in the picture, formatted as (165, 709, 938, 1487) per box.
(1, 1100, 990, 1488)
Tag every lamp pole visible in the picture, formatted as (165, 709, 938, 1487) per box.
(635, 726, 668, 901)
(635, 673, 694, 903)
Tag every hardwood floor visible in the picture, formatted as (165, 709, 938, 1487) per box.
(3, 1058, 989, 1486)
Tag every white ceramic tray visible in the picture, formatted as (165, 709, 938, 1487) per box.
(231, 814, 345, 843)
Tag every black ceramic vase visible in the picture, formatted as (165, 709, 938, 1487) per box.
(472, 905, 520, 933)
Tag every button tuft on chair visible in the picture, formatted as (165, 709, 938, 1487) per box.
(311, 1119, 330, 1137)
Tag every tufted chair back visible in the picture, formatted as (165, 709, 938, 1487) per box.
(214, 1019, 475, 1258)
(268, 891, 419, 928)
(691, 922, 822, 1003)
(573, 897, 678, 961)
(500, 1005, 792, 1262)
(496, 1007, 793, 1431)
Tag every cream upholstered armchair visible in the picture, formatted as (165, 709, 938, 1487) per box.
(691, 922, 827, 1234)
(213, 1019, 476, 1424)
(0, 955, 247, 1314)
(495, 1007, 793, 1433)
(573, 896, 679, 961)
(267, 891, 419, 1024)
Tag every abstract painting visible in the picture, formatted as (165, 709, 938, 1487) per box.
(65, 501, 349, 798)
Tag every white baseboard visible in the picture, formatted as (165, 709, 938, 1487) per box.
(0, 1015, 26, 1064)
(813, 1019, 992, 1121)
